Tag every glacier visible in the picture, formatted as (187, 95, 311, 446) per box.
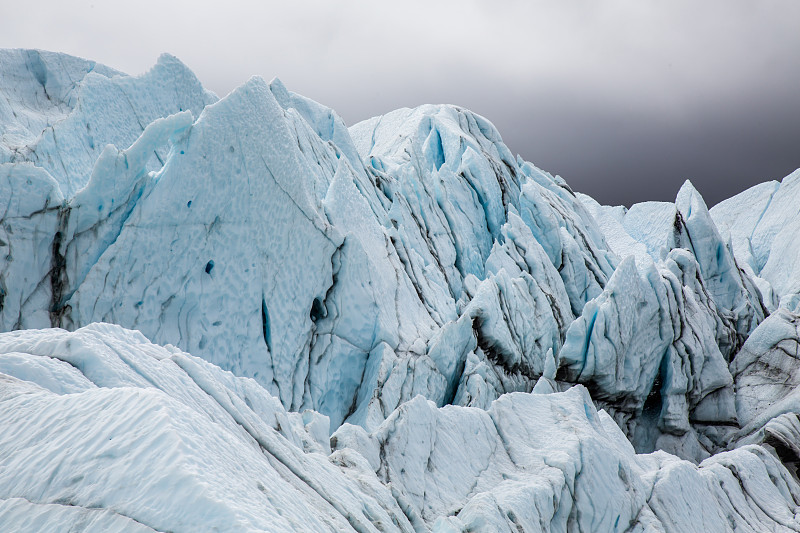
(2, 48, 800, 532)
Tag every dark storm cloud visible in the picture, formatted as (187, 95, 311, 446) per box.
(485, 81, 800, 207)
(2, 0, 799, 207)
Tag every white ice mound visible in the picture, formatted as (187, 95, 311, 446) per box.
(335, 386, 800, 532)
(0, 324, 415, 533)
(2, 324, 800, 532)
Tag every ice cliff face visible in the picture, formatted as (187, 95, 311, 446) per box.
(2, 49, 800, 532)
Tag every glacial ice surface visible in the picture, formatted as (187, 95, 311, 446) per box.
(1, 324, 799, 532)
(2, 50, 800, 531)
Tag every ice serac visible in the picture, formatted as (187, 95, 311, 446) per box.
(709, 180, 781, 310)
(733, 308, 800, 427)
(61, 111, 194, 309)
(711, 169, 800, 308)
(557, 256, 669, 414)
(0, 49, 120, 153)
(654, 249, 739, 458)
(577, 193, 649, 262)
(573, 181, 772, 457)
(619, 200, 678, 258)
(516, 161, 617, 316)
(1, 50, 215, 197)
(269, 78, 366, 179)
(555, 247, 745, 460)
(313, 162, 445, 427)
(730, 307, 800, 476)
(332, 385, 800, 533)
(467, 211, 572, 379)
(350, 105, 516, 309)
(0, 50, 215, 334)
(673, 180, 765, 356)
(269, 84, 446, 427)
(344, 105, 615, 415)
(65, 77, 343, 415)
(603, 182, 765, 359)
(0, 163, 64, 331)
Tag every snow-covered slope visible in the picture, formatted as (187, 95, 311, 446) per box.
(2, 49, 800, 532)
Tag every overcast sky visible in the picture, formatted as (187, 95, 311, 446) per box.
(3, 0, 799, 206)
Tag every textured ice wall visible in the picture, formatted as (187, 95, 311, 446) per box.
(0, 50, 780, 448)
(4, 50, 800, 532)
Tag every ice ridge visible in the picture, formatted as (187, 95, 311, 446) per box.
(2, 50, 800, 532)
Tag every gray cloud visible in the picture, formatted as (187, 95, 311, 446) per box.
(2, 0, 798, 206)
